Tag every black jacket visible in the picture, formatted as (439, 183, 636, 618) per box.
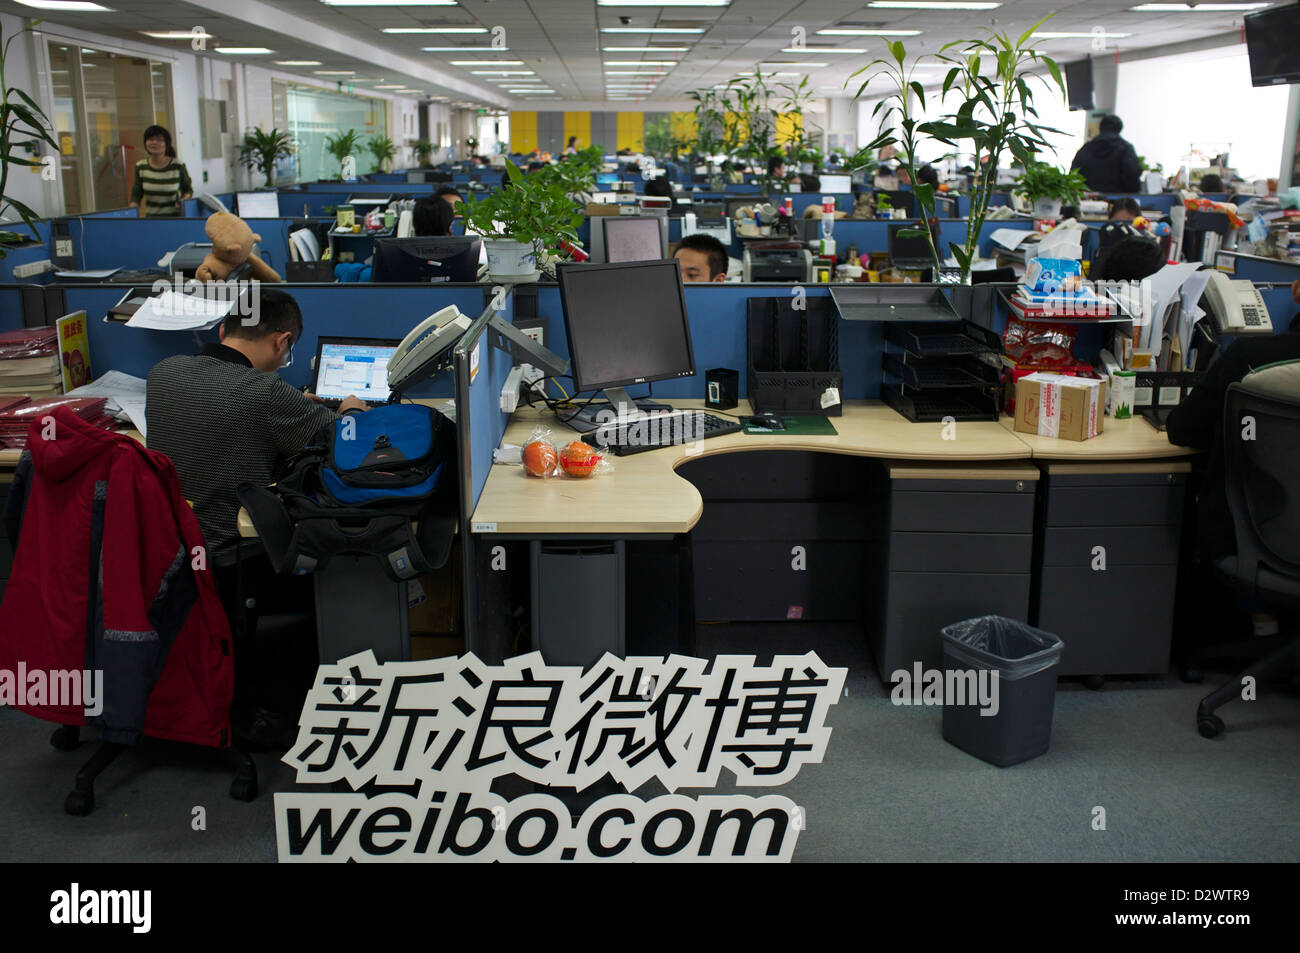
(1166, 332, 1300, 560)
(1071, 133, 1142, 193)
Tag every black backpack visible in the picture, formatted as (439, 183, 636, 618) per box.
(236, 404, 458, 582)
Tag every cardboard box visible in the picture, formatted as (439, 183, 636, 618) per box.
(1014, 373, 1106, 441)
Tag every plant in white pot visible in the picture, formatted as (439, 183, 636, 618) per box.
(1014, 162, 1086, 219)
(460, 161, 583, 282)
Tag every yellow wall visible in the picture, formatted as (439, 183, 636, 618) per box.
(511, 111, 538, 153)
(563, 111, 591, 151)
(616, 112, 644, 153)
(669, 111, 696, 142)
(776, 112, 804, 147)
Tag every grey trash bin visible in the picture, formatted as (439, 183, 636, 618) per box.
(940, 615, 1064, 767)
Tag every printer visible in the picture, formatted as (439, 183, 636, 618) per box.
(742, 243, 813, 282)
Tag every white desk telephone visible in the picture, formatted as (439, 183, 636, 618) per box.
(1202, 271, 1273, 334)
(387, 304, 473, 391)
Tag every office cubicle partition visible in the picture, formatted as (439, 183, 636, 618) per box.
(62, 217, 298, 276)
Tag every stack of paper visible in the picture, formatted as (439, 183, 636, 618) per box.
(0, 327, 61, 398)
(67, 370, 148, 437)
(125, 290, 238, 331)
(0, 395, 116, 448)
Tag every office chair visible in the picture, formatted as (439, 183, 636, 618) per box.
(1195, 359, 1300, 738)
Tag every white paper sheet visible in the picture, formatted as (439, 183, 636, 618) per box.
(125, 290, 235, 330)
(67, 370, 148, 436)
(54, 268, 121, 279)
(990, 228, 1036, 251)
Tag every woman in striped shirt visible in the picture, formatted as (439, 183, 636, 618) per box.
(131, 124, 193, 217)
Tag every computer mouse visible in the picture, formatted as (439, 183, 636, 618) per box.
(749, 412, 784, 431)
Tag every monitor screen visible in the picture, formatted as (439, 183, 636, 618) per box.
(236, 191, 281, 218)
(695, 202, 725, 225)
(556, 260, 695, 393)
(1245, 5, 1300, 85)
(313, 339, 400, 403)
(889, 223, 932, 262)
(597, 173, 620, 186)
(602, 216, 665, 263)
(819, 174, 852, 193)
(371, 236, 481, 282)
(1064, 58, 1094, 110)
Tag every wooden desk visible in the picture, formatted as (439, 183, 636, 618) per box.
(999, 414, 1197, 461)
(473, 400, 1033, 535)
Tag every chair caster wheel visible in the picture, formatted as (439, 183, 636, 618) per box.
(50, 726, 81, 751)
(65, 789, 94, 816)
(1179, 662, 1204, 684)
(230, 775, 258, 802)
(1083, 675, 1105, 691)
(1197, 714, 1224, 739)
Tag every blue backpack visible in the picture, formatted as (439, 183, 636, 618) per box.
(237, 404, 457, 580)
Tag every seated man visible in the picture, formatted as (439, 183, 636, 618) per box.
(146, 288, 364, 744)
(1089, 235, 1164, 282)
(1167, 287, 1300, 564)
(413, 196, 455, 237)
(673, 233, 728, 283)
(436, 186, 463, 209)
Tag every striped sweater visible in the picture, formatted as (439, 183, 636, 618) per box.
(131, 158, 193, 216)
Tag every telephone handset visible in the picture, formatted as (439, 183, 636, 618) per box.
(387, 304, 473, 391)
(1202, 271, 1273, 334)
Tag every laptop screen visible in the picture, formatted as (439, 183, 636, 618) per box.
(313, 339, 399, 403)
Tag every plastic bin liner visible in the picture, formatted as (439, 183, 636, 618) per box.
(940, 615, 1063, 680)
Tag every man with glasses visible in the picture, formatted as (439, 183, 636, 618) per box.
(146, 288, 363, 746)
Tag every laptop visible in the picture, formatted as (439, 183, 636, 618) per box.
(309, 336, 401, 409)
(889, 223, 934, 272)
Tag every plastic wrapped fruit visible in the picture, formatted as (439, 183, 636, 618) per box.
(522, 439, 558, 477)
(559, 441, 601, 478)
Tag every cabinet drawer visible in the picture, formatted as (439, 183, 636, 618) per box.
(872, 571, 1031, 677)
(891, 490, 1035, 534)
(888, 532, 1032, 573)
(694, 541, 864, 621)
(680, 452, 874, 501)
(1036, 566, 1176, 676)
(693, 501, 874, 542)
(1041, 525, 1181, 568)
(1046, 483, 1186, 528)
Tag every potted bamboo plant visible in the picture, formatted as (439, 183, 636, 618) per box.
(237, 127, 293, 189)
(367, 135, 397, 174)
(1, 19, 59, 258)
(459, 161, 583, 282)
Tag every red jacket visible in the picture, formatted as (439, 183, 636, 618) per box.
(0, 406, 233, 747)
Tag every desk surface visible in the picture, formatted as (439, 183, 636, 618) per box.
(471, 399, 1191, 535)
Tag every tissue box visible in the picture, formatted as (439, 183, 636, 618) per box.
(1024, 257, 1084, 296)
(1014, 373, 1106, 441)
(1109, 370, 1135, 418)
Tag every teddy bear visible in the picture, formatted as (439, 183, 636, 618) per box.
(194, 212, 282, 283)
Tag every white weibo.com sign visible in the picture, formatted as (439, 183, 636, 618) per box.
(275, 650, 846, 863)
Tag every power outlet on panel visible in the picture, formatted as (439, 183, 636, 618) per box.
(515, 316, 546, 349)
(12, 259, 53, 279)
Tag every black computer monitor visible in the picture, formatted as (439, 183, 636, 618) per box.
(694, 201, 726, 226)
(370, 236, 481, 283)
(556, 260, 696, 428)
(889, 223, 933, 267)
(877, 190, 915, 217)
(601, 215, 667, 263)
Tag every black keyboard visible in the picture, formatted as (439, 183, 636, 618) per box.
(583, 410, 742, 455)
(319, 397, 386, 411)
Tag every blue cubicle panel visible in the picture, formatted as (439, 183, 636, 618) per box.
(0, 288, 24, 329)
(463, 295, 517, 517)
(63, 284, 487, 393)
(72, 217, 295, 276)
(0, 221, 52, 284)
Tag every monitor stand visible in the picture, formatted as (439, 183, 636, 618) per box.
(565, 387, 672, 433)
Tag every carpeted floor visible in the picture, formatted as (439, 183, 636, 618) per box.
(1, 622, 1296, 862)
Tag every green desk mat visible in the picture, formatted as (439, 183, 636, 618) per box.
(742, 414, 839, 436)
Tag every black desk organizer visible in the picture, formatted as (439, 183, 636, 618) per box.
(881, 320, 1002, 422)
(746, 295, 843, 416)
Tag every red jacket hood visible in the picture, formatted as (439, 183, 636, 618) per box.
(26, 404, 124, 483)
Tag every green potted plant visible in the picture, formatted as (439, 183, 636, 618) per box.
(412, 139, 434, 167)
(464, 135, 479, 158)
(1014, 162, 1087, 218)
(367, 135, 397, 174)
(850, 14, 1069, 280)
(237, 126, 293, 189)
(323, 129, 362, 180)
(1, 19, 59, 258)
(459, 161, 583, 282)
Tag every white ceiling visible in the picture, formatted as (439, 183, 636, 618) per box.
(1, 0, 1277, 107)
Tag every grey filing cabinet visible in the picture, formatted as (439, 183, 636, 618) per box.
(531, 540, 625, 667)
(869, 462, 1040, 679)
(681, 452, 877, 622)
(1034, 462, 1191, 678)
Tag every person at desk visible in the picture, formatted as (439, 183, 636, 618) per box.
(564, 136, 579, 157)
(413, 196, 455, 237)
(673, 233, 728, 283)
(146, 289, 364, 745)
(1110, 197, 1141, 222)
(1088, 235, 1164, 282)
(436, 186, 463, 209)
(131, 125, 192, 218)
(767, 155, 787, 182)
(916, 164, 939, 190)
(1071, 115, 1141, 194)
